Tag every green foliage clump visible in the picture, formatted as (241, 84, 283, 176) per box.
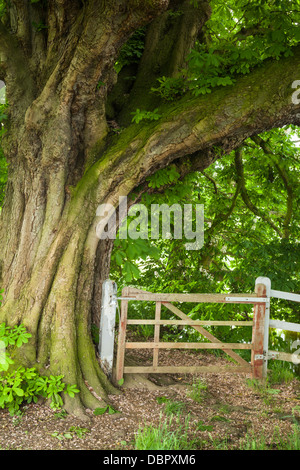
(131, 108, 162, 124)
(0, 319, 79, 415)
(151, 76, 187, 101)
(115, 28, 146, 74)
(148, 0, 300, 101)
(146, 165, 180, 189)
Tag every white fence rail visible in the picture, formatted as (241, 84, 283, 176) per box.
(269, 319, 300, 334)
(270, 289, 300, 303)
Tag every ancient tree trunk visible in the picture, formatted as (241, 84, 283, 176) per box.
(0, 0, 171, 416)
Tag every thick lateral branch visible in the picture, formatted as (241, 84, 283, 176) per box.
(73, 46, 300, 213)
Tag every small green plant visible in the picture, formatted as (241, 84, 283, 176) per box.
(187, 378, 207, 403)
(93, 404, 119, 415)
(0, 366, 80, 415)
(208, 433, 230, 450)
(69, 426, 90, 439)
(282, 425, 300, 450)
(245, 377, 272, 395)
(131, 108, 162, 124)
(51, 431, 73, 441)
(196, 420, 214, 432)
(210, 415, 231, 423)
(0, 321, 80, 415)
(239, 430, 269, 450)
(156, 396, 169, 404)
(151, 76, 186, 101)
(54, 409, 68, 419)
(245, 376, 283, 406)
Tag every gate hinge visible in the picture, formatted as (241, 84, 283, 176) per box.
(254, 354, 264, 360)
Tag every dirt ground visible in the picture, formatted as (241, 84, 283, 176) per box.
(0, 349, 299, 451)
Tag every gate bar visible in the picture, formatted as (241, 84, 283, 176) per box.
(270, 289, 300, 303)
(269, 319, 300, 334)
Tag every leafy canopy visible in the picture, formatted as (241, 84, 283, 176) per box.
(110, 126, 300, 352)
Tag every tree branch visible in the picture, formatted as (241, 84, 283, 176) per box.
(200, 170, 219, 194)
(68, 44, 300, 224)
(251, 135, 294, 239)
(234, 147, 283, 238)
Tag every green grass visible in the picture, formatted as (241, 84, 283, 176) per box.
(156, 396, 186, 415)
(239, 425, 300, 450)
(134, 415, 199, 450)
(268, 361, 296, 385)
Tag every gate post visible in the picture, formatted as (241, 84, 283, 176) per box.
(251, 277, 271, 380)
(115, 286, 129, 384)
(99, 279, 118, 379)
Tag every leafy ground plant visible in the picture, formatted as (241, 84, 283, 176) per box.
(0, 322, 79, 415)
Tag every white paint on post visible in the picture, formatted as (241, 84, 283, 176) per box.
(255, 276, 271, 379)
(99, 279, 118, 379)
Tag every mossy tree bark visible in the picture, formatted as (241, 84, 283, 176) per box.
(0, 0, 300, 417)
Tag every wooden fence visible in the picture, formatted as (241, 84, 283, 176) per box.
(115, 281, 271, 382)
(96, 277, 300, 383)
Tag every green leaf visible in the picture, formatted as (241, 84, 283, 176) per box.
(108, 405, 119, 415)
(93, 406, 108, 415)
